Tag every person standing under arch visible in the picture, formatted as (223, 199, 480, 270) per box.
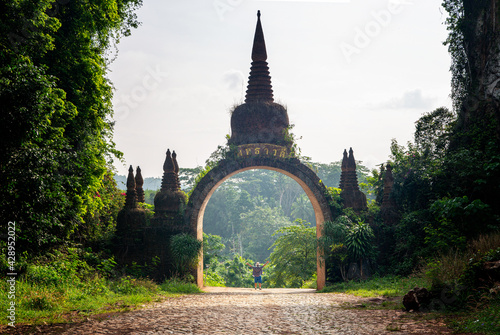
(246, 261, 269, 290)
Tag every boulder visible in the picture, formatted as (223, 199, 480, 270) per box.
(403, 287, 431, 311)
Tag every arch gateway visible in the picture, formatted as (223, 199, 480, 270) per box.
(116, 11, 368, 290)
(186, 156, 334, 289)
(185, 11, 339, 290)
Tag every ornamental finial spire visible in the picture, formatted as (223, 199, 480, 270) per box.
(245, 10, 273, 103)
(251, 10, 266, 62)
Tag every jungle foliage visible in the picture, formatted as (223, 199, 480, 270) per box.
(0, 0, 142, 254)
(0, 1, 499, 330)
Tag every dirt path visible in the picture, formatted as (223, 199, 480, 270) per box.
(4, 287, 463, 334)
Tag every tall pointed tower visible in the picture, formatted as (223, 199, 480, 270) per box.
(229, 11, 290, 147)
(339, 148, 367, 212)
(154, 149, 186, 218)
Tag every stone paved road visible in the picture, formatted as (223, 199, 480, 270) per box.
(3, 288, 464, 334)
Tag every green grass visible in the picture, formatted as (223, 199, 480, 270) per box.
(319, 275, 430, 297)
(0, 248, 203, 326)
(447, 298, 500, 335)
(1, 274, 200, 326)
(160, 278, 203, 293)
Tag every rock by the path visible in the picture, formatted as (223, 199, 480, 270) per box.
(403, 287, 431, 312)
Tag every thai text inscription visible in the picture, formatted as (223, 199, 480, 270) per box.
(237, 143, 290, 158)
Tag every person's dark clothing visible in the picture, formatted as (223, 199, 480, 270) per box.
(251, 265, 264, 277)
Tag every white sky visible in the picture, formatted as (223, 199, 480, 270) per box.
(108, 0, 452, 178)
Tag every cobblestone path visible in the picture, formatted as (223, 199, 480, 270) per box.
(5, 288, 459, 334)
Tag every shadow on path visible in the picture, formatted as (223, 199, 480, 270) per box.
(202, 286, 317, 295)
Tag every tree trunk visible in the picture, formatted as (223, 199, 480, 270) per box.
(360, 258, 364, 279)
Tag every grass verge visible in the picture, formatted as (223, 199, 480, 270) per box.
(1, 248, 202, 327)
(0, 276, 201, 326)
(319, 275, 429, 298)
(446, 298, 500, 335)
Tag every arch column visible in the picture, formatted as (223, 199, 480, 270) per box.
(185, 157, 334, 290)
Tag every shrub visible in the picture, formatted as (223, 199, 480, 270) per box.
(170, 233, 202, 279)
(416, 233, 500, 309)
(25, 265, 63, 287)
(109, 276, 158, 295)
(22, 295, 55, 311)
(204, 268, 225, 287)
(161, 278, 202, 293)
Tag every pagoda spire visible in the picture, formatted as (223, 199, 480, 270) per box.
(229, 11, 289, 146)
(339, 149, 348, 190)
(172, 150, 181, 190)
(251, 10, 267, 62)
(347, 147, 357, 172)
(245, 10, 274, 103)
(339, 148, 367, 212)
(125, 165, 137, 209)
(135, 166, 145, 203)
(154, 149, 187, 218)
(160, 149, 177, 191)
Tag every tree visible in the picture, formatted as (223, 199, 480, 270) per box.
(268, 219, 317, 288)
(222, 254, 253, 287)
(240, 206, 291, 261)
(389, 106, 456, 214)
(414, 107, 456, 161)
(291, 194, 315, 224)
(0, 0, 142, 253)
(1, 0, 76, 252)
(203, 232, 226, 267)
(78, 171, 125, 245)
(309, 162, 342, 188)
(321, 215, 375, 281)
(320, 217, 351, 282)
(179, 167, 204, 191)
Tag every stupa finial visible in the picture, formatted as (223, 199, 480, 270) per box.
(135, 166, 145, 203)
(245, 10, 273, 103)
(341, 149, 348, 170)
(251, 10, 266, 62)
(127, 165, 136, 191)
(125, 165, 137, 209)
(339, 148, 367, 212)
(348, 147, 356, 171)
(172, 151, 179, 174)
(163, 149, 174, 173)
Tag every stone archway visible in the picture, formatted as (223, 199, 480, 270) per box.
(185, 156, 334, 290)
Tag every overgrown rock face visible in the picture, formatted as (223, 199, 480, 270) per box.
(229, 102, 289, 146)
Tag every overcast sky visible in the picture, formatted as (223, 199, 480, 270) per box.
(108, 0, 452, 178)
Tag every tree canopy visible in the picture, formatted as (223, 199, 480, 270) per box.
(0, 0, 142, 253)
